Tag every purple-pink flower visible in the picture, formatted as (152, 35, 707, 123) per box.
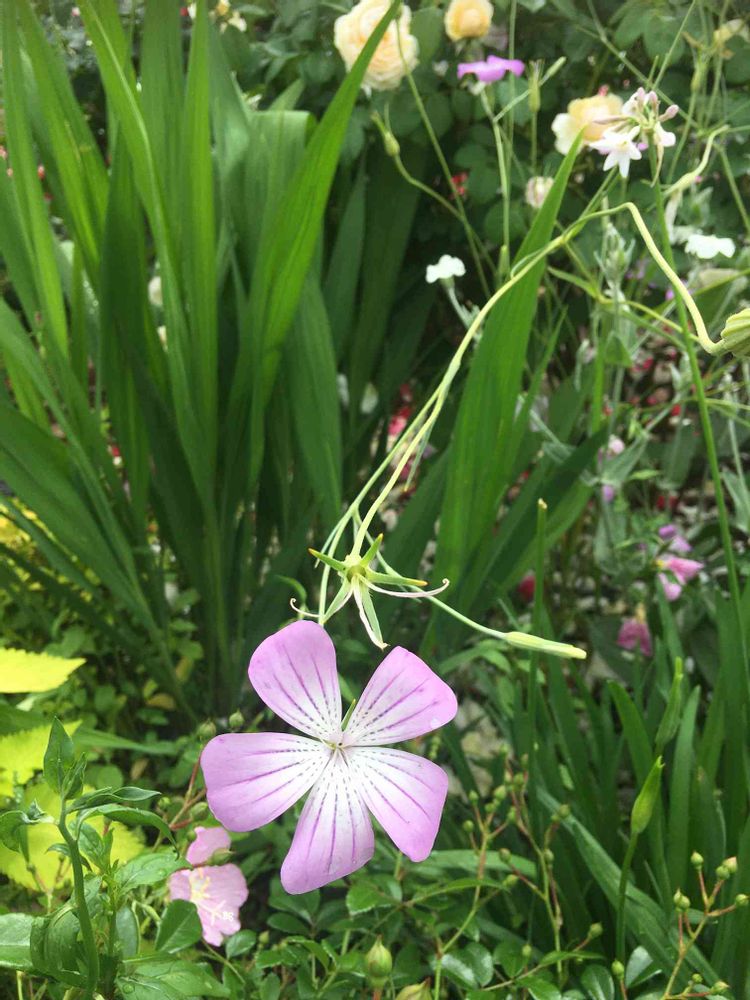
(658, 556, 704, 602)
(658, 524, 691, 554)
(201, 621, 458, 894)
(168, 825, 248, 946)
(617, 616, 653, 657)
(457, 55, 525, 83)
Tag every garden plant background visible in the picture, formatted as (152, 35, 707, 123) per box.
(1, 0, 750, 997)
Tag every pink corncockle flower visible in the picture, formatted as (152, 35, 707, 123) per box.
(168, 825, 248, 946)
(658, 556, 704, 602)
(617, 616, 653, 657)
(589, 127, 642, 178)
(658, 524, 691, 554)
(457, 55, 525, 84)
(202, 622, 458, 894)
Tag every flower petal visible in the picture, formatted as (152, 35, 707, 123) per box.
(344, 647, 457, 745)
(280, 754, 374, 894)
(248, 621, 342, 740)
(188, 865, 249, 946)
(202, 733, 329, 832)
(187, 825, 231, 866)
(349, 746, 448, 862)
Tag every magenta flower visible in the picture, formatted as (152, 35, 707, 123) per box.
(457, 55, 525, 83)
(617, 617, 653, 657)
(658, 556, 704, 602)
(168, 825, 248, 946)
(201, 622, 458, 894)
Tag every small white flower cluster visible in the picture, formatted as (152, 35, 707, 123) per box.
(590, 87, 678, 179)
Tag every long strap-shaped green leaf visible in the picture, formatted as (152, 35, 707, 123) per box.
(225, 1, 401, 496)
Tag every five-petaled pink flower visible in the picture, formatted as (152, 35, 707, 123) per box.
(201, 621, 458, 894)
(617, 617, 653, 657)
(168, 825, 248, 946)
(457, 55, 525, 83)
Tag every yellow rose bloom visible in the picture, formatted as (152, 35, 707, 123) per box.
(334, 0, 419, 92)
(444, 0, 494, 42)
(551, 93, 624, 154)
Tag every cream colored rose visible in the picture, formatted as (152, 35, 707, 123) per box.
(334, 0, 419, 92)
(444, 0, 494, 42)
(551, 93, 623, 154)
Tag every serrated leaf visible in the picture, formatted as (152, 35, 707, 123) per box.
(0, 648, 85, 693)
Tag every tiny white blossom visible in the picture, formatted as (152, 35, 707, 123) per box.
(525, 176, 553, 209)
(589, 127, 642, 179)
(684, 233, 736, 260)
(360, 383, 379, 415)
(425, 255, 466, 284)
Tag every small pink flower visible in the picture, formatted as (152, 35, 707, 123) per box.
(658, 556, 704, 601)
(457, 55, 525, 83)
(617, 617, 653, 657)
(202, 621, 458, 894)
(602, 484, 616, 503)
(168, 826, 248, 946)
(658, 524, 691, 554)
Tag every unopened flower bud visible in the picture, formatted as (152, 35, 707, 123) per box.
(190, 801, 209, 820)
(462, 819, 475, 834)
(611, 960, 625, 979)
(512, 773, 525, 790)
(720, 308, 750, 358)
(395, 983, 431, 1000)
(691, 972, 702, 983)
(711, 982, 730, 994)
(557, 803, 571, 819)
(493, 785, 507, 802)
(228, 711, 244, 731)
(690, 851, 704, 869)
(722, 857, 738, 875)
(197, 720, 216, 741)
(673, 890, 690, 911)
(502, 874, 519, 890)
(365, 939, 392, 988)
(521, 943, 532, 960)
(499, 847, 511, 863)
(468, 789, 480, 805)
(735, 893, 749, 907)
(588, 922, 603, 939)
(383, 132, 400, 158)
(543, 848, 554, 865)
(206, 848, 233, 866)
(630, 756, 664, 835)
(716, 863, 732, 881)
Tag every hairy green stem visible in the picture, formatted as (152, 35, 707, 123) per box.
(59, 803, 99, 998)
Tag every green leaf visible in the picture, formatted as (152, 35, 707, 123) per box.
(581, 965, 615, 1000)
(124, 956, 230, 997)
(521, 975, 563, 1000)
(346, 882, 389, 915)
(155, 900, 202, 954)
(440, 944, 494, 989)
(116, 906, 140, 960)
(43, 718, 75, 794)
(0, 913, 33, 971)
(76, 804, 174, 842)
(114, 851, 187, 892)
(225, 929, 257, 960)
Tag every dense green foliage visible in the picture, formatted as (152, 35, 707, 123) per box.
(1, 0, 750, 997)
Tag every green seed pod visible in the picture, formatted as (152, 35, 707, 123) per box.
(611, 960, 625, 979)
(365, 938, 393, 989)
(462, 819, 475, 834)
(690, 851, 704, 869)
(521, 944, 533, 960)
(468, 790, 480, 805)
(588, 922, 603, 939)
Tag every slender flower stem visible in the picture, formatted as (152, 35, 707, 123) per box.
(59, 803, 99, 998)
(616, 833, 638, 961)
(649, 147, 748, 675)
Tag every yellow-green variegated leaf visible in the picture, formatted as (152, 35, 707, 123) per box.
(0, 784, 143, 889)
(0, 720, 81, 796)
(0, 648, 85, 693)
